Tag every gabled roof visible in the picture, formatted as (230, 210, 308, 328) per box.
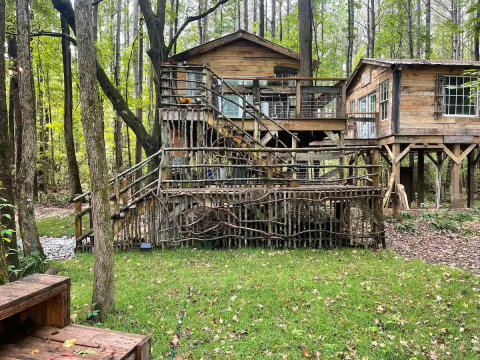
(348, 58, 480, 88)
(169, 30, 320, 69)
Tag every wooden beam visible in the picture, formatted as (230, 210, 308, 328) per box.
(457, 143, 477, 164)
(425, 152, 438, 167)
(417, 150, 425, 207)
(467, 150, 475, 208)
(435, 152, 444, 208)
(380, 151, 392, 165)
(324, 130, 343, 148)
(451, 144, 460, 209)
(383, 172, 395, 208)
(384, 144, 394, 162)
(394, 145, 412, 164)
(392, 144, 401, 220)
(232, 118, 347, 131)
(391, 68, 402, 135)
(440, 144, 460, 164)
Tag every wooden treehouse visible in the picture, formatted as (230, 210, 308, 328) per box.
(74, 31, 384, 250)
(343, 58, 480, 212)
(0, 274, 151, 359)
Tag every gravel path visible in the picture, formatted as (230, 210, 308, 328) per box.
(17, 236, 77, 260)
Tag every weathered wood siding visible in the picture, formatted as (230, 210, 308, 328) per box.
(176, 39, 301, 77)
(347, 64, 394, 138)
(399, 66, 480, 136)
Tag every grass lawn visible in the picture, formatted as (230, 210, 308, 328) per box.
(36, 214, 89, 238)
(53, 249, 480, 359)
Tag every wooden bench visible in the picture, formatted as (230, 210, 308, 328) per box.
(0, 274, 151, 359)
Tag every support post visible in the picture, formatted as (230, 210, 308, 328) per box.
(295, 80, 301, 118)
(417, 150, 425, 207)
(467, 149, 475, 208)
(372, 148, 383, 249)
(75, 195, 82, 240)
(392, 143, 401, 220)
(435, 151, 443, 208)
(292, 133, 298, 180)
(451, 144, 460, 209)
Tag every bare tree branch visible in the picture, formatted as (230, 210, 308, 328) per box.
(168, 0, 230, 52)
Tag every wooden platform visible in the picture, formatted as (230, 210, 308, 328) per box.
(0, 275, 151, 359)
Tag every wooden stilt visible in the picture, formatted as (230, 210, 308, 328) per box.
(435, 151, 443, 209)
(417, 150, 425, 207)
(467, 149, 475, 208)
(392, 143, 401, 220)
(451, 144, 460, 209)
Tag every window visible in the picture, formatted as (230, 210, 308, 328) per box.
(186, 71, 203, 97)
(379, 80, 389, 121)
(349, 99, 355, 113)
(358, 92, 377, 139)
(443, 76, 478, 116)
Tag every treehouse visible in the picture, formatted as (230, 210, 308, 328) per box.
(164, 30, 348, 148)
(346, 58, 480, 210)
(73, 34, 384, 251)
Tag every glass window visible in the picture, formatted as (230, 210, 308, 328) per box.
(379, 80, 389, 121)
(186, 71, 202, 97)
(349, 99, 355, 113)
(443, 76, 478, 116)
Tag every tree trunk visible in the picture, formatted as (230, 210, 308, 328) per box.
(75, 0, 115, 316)
(243, 0, 248, 31)
(452, 0, 460, 60)
(134, 4, 143, 191)
(0, 0, 18, 282)
(202, 0, 208, 42)
(16, 0, 44, 256)
(407, 0, 414, 58)
(298, 0, 312, 79)
(475, 0, 479, 61)
(279, 0, 282, 41)
(425, 0, 431, 59)
(173, 0, 179, 53)
(271, 0, 276, 38)
(370, 0, 375, 57)
(346, 0, 354, 77)
(114, 0, 123, 171)
(259, 0, 265, 37)
(415, 0, 421, 58)
(253, 0, 257, 34)
(198, 0, 203, 44)
(61, 16, 83, 201)
(366, 0, 370, 58)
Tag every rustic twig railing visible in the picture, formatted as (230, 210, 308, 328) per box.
(75, 64, 384, 252)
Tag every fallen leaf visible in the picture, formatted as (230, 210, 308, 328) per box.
(31, 349, 39, 355)
(304, 349, 311, 358)
(63, 338, 77, 348)
(70, 314, 77, 323)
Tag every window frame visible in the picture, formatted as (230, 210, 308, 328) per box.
(349, 99, 356, 113)
(379, 80, 390, 121)
(442, 75, 478, 117)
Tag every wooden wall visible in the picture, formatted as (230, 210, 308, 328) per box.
(347, 64, 394, 138)
(177, 39, 301, 77)
(399, 66, 480, 137)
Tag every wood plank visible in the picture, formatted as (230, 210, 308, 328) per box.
(417, 150, 425, 207)
(451, 144, 460, 209)
(444, 135, 475, 143)
(324, 130, 342, 148)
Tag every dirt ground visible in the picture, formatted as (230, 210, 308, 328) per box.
(34, 203, 76, 219)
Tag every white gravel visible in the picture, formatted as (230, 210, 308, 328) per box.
(17, 236, 77, 260)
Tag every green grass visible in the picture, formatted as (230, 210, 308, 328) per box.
(36, 214, 89, 238)
(53, 249, 480, 359)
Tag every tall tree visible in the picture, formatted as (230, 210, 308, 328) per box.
(452, 0, 460, 60)
(16, 0, 44, 256)
(271, 0, 276, 38)
(244, 0, 248, 31)
(415, 0, 421, 58)
(475, 0, 480, 61)
(133, 0, 144, 186)
(407, 0, 414, 58)
(298, 0, 312, 79)
(0, 0, 19, 280)
(75, 0, 115, 316)
(260, 0, 265, 37)
(346, 0, 354, 76)
(114, 0, 123, 171)
(52, 0, 229, 160)
(61, 15, 83, 201)
(425, 0, 431, 59)
(369, 0, 375, 57)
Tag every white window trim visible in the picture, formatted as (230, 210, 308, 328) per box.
(442, 75, 479, 118)
(379, 80, 390, 122)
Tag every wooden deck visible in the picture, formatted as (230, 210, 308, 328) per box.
(0, 275, 151, 359)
